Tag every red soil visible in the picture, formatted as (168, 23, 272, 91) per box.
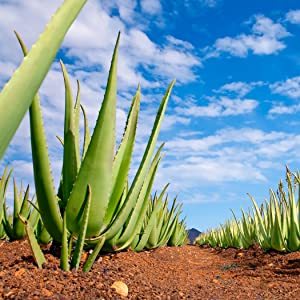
(0, 240, 299, 299)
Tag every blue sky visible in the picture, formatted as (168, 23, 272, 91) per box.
(1, 0, 300, 231)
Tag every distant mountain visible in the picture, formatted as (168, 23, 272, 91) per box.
(188, 228, 201, 244)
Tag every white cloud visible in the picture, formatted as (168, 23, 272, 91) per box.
(140, 0, 162, 15)
(268, 103, 300, 116)
(175, 96, 258, 117)
(166, 36, 194, 50)
(207, 15, 290, 58)
(100, 0, 139, 24)
(165, 128, 287, 154)
(286, 10, 300, 24)
(63, 9, 200, 87)
(216, 81, 264, 97)
(153, 127, 300, 195)
(160, 156, 266, 184)
(0, 0, 200, 93)
(270, 76, 300, 99)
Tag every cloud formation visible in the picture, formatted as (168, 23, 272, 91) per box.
(215, 81, 264, 97)
(286, 10, 300, 24)
(175, 96, 258, 117)
(206, 15, 290, 58)
(270, 76, 300, 99)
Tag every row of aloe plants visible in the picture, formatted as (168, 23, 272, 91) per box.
(0, 168, 50, 243)
(0, 0, 187, 272)
(196, 168, 300, 252)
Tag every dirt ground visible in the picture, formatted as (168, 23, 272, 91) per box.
(0, 240, 299, 299)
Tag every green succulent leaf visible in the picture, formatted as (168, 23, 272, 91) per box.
(0, 0, 88, 159)
(14, 31, 62, 241)
(103, 86, 141, 228)
(66, 34, 120, 237)
(70, 185, 92, 270)
(60, 61, 79, 204)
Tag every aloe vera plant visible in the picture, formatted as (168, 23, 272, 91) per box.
(13, 27, 186, 271)
(131, 192, 187, 251)
(0, 168, 12, 239)
(0, 0, 88, 159)
(0, 168, 51, 243)
(0, 0, 188, 272)
(15, 29, 173, 242)
(197, 168, 300, 252)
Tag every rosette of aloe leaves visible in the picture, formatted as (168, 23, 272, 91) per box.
(0, 0, 187, 272)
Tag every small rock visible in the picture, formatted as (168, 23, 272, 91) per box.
(267, 282, 276, 288)
(14, 268, 26, 277)
(111, 281, 128, 297)
(96, 282, 104, 289)
(4, 291, 15, 298)
(237, 252, 244, 257)
(42, 288, 53, 297)
(81, 252, 88, 262)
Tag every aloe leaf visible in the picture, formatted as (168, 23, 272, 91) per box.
(102, 145, 164, 242)
(2, 207, 14, 239)
(70, 185, 92, 270)
(56, 135, 64, 147)
(168, 218, 180, 246)
(66, 34, 120, 237)
(19, 215, 46, 269)
(0, 0, 88, 159)
(270, 191, 286, 251)
(248, 194, 269, 245)
(68, 235, 74, 257)
(103, 185, 128, 247)
(12, 179, 21, 230)
(104, 226, 124, 250)
(241, 209, 251, 242)
(60, 61, 79, 204)
(103, 86, 141, 227)
(38, 226, 52, 244)
(130, 234, 140, 250)
(60, 212, 70, 271)
(113, 182, 128, 218)
(160, 210, 181, 247)
(0, 167, 11, 192)
(28, 199, 40, 229)
(80, 105, 91, 159)
(104, 80, 175, 239)
(74, 80, 81, 167)
(169, 215, 187, 247)
(83, 237, 105, 272)
(158, 198, 178, 246)
(14, 31, 62, 241)
(134, 197, 164, 252)
(14, 185, 30, 239)
(147, 188, 169, 248)
(115, 148, 163, 250)
(0, 168, 12, 221)
(286, 172, 300, 251)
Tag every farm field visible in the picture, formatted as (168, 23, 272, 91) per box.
(0, 240, 299, 299)
(1, 1, 300, 299)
